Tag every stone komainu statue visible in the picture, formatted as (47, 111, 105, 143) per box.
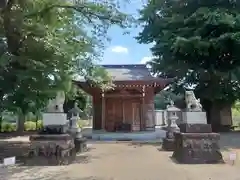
(185, 91, 202, 112)
(46, 91, 65, 113)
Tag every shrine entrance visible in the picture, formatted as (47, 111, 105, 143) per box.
(104, 97, 141, 132)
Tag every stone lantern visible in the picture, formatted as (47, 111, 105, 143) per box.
(68, 102, 87, 153)
(166, 101, 181, 132)
(162, 101, 181, 151)
(68, 102, 82, 138)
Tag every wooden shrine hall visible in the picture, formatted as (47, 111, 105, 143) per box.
(74, 64, 173, 132)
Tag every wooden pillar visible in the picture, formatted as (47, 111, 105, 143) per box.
(141, 85, 145, 131)
(101, 92, 105, 130)
(122, 98, 125, 123)
(92, 96, 96, 130)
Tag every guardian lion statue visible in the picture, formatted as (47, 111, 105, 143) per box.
(46, 91, 65, 113)
(185, 91, 202, 112)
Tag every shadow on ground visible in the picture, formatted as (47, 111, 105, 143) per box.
(0, 132, 240, 166)
(0, 139, 96, 167)
(0, 141, 30, 162)
(220, 132, 240, 151)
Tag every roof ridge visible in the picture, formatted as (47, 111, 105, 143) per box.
(101, 64, 147, 68)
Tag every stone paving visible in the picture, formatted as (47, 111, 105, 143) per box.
(0, 134, 240, 180)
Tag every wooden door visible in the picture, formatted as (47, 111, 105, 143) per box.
(105, 98, 123, 131)
(132, 102, 141, 131)
(123, 99, 134, 125)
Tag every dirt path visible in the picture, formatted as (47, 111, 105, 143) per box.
(0, 142, 240, 180)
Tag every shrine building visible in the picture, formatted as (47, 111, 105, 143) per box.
(74, 64, 173, 132)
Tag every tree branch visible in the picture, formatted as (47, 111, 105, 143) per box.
(25, 4, 122, 24)
(25, 5, 85, 17)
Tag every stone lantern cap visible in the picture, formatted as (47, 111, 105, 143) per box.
(167, 101, 181, 112)
(68, 102, 82, 117)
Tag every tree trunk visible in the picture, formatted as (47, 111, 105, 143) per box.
(0, 0, 8, 9)
(202, 100, 232, 132)
(0, 115, 2, 132)
(17, 113, 25, 134)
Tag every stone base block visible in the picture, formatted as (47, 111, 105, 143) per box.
(28, 134, 75, 165)
(40, 124, 69, 134)
(74, 137, 87, 153)
(182, 112, 207, 124)
(43, 113, 67, 126)
(179, 124, 212, 133)
(162, 138, 175, 151)
(30, 134, 72, 141)
(172, 132, 223, 164)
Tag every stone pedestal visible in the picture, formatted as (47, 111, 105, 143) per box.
(163, 138, 175, 151)
(172, 124, 223, 164)
(74, 137, 87, 153)
(162, 105, 180, 151)
(162, 127, 178, 151)
(28, 134, 75, 165)
(182, 112, 207, 124)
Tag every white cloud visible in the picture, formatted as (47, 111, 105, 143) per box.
(110, 46, 128, 54)
(140, 56, 154, 64)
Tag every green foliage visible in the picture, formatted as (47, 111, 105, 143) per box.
(77, 119, 91, 128)
(1, 120, 43, 132)
(24, 121, 36, 131)
(137, 0, 240, 103)
(0, 0, 133, 131)
(232, 101, 240, 116)
(155, 90, 182, 109)
(1, 122, 17, 132)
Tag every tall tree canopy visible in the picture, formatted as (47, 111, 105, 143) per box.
(155, 90, 182, 110)
(137, 0, 240, 130)
(0, 0, 132, 132)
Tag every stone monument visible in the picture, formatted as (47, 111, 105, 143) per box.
(28, 91, 75, 165)
(162, 101, 181, 151)
(42, 91, 68, 134)
(172, 91, 223, 164)
(182, 91, 207, 124)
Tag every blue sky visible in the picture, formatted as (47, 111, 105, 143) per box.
(100, 0, 153, 65)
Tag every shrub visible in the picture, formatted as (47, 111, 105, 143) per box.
(1, 123, 16, 132)
(36, 120, 43, 130)
(24, 121, 36, 131)
(77, 119, 91, 128)
(0, 120, 43, 132)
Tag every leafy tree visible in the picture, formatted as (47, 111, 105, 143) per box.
(137, 0, 240, 130)
(0, 0, 132, 133)
(155, 90, 182, 110)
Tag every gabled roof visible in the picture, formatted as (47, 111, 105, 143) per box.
(102, 64, 155, 81)
(73, 64, 175, 94)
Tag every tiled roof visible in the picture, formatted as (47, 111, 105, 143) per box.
(102, 64, 155, 81)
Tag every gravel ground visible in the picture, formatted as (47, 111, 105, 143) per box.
(0, 134, 240, 180)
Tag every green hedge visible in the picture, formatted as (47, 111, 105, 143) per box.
(1, 120, 43, 132)
(0, 119, 91, 132)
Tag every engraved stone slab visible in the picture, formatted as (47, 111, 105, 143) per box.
(172, 132, 223, 164)
(182, 112, 207, 124)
